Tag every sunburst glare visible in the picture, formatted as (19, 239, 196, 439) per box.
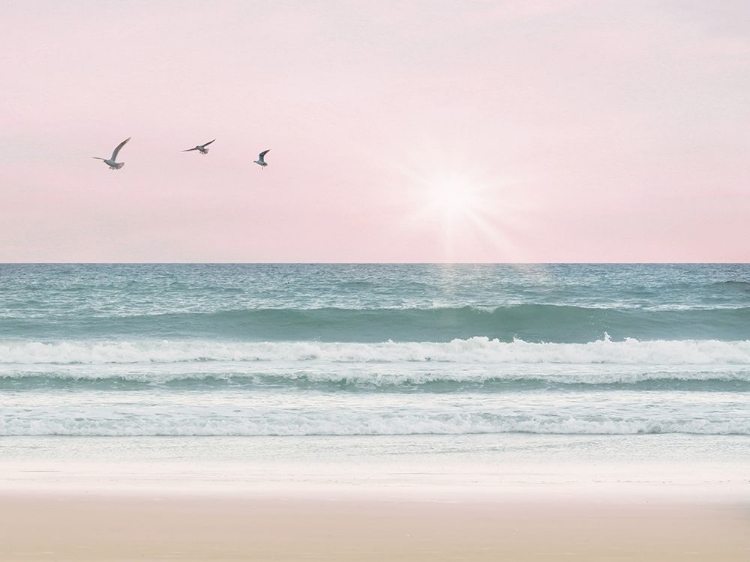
(426, 176, 481, 222)
(400, 164, 526, 261)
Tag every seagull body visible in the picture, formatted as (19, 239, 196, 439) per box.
(183, 139, 216, 155)
(254, 149, 270, 168)
(92, 137, 130, 170)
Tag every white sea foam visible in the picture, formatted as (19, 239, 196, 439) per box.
(1, 336, 750, 366)
(1, 410, 748, 436)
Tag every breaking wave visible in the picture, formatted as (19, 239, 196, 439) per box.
(1, 336, 749, 366)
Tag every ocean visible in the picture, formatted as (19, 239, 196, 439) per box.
(1, 264, 748, 493)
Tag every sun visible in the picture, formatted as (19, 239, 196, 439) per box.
(388, 148, 527, 260)
(399, 166, 523, 260)
(427, 178, 480, 221)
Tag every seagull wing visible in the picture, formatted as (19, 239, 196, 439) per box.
(111, 137, 131, 161)
(202, 139, 216, 148)
(258, 149, 270, 162)
(183, 147, 199, 152)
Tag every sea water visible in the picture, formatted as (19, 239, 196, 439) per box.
(1, 264, 748, 493)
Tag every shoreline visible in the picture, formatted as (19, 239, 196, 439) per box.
(2, 452, 749, 561)
(3, 457, 749, 502)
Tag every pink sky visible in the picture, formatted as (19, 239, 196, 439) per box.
(1, 0, 749, 262)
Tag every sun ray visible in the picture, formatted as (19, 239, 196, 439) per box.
(398, 162, 529, 261)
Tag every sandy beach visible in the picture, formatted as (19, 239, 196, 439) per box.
(1, 492, 748, 561)
(2, 434, 749, 561)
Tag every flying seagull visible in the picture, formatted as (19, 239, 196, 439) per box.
(254, 149, 270, 168)
(183, 139, 216, 155)
(92, 137, 131, 170)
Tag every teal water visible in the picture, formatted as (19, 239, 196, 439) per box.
(2, 264, 750, 341)
(0, 264, 749, 440)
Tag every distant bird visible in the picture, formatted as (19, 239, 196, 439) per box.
(92, 137, 131, 170)
(183, 139, 216, 155)
(254, 149, 270, 168)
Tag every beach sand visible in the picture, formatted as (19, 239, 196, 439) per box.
(1, 493, 748, 561)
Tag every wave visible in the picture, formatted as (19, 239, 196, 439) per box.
(1, 338, 749, 392)
(3, 373, 748, 394)
(1, 411, 748, 436)
(2, 305, 750, 342)
(1, 336, 750, 366)
(709, 280, 750, 291)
